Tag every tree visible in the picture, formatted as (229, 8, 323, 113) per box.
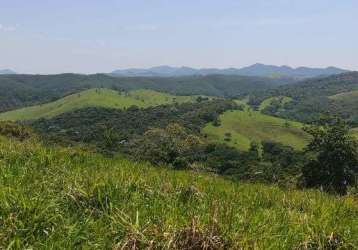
(248, 141, 262, 160)
(103, 128, 121, 153)
(204, 143, 242, 174)
(302, 118, 358, 195)
(130, 123, 203, 169)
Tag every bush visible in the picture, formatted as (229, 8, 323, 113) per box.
(0, 121, 32, 140)
(302, 118, 358, 195)
(129, 123, 204, 169)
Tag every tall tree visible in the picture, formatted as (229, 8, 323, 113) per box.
(302, 118, 358, 195)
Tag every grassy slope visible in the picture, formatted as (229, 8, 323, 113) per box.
(329, 90, 358, 101)
(0, 137, 357, 249)
(203, 109, 309, 151)
(0, 89, 198, 121)
(258, 96, 292, 111)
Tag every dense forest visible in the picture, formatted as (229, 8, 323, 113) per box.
(248, 72, 358, 125)
(30, 100, 237, 149)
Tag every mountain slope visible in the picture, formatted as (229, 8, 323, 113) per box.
(0, 88, 199, 121)
(112, 64, 348, 78)
(249, 72, 358, 124)
(0, 73, 289, 113)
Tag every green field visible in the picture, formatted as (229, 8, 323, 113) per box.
(203, 110, 310, 151)
(329, 90, 358, 101)
(258, 96, 292, 111)
(0, 89, 199, 121)
(0, 135, 357, 249)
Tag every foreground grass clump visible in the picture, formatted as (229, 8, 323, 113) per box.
(0, 137, 357, 249)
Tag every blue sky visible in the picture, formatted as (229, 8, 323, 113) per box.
(0, 0, 357, 74)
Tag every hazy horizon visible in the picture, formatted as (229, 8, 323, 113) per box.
(1, 0, 357, 74)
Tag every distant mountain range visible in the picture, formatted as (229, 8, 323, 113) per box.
(111, 64, 348, 78)
(0, 69, 16, 75)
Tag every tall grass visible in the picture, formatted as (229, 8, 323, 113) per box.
(0, 136, 357, 249)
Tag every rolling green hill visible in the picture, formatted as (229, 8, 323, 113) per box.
(203, 109, 309, 151)
(0, 135, 357, 249)
(0, 73, 291, 113)
(0, 89, 199, 121)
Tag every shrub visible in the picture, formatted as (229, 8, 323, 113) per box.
(302, 118, 358, 195)
(0, 121, 32, 140)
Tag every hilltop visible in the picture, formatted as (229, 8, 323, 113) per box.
(111, 64, 348, 78)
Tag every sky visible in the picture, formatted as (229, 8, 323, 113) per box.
(0, 0, 357, 74)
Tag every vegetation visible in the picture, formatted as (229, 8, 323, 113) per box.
(301, 119, 358, 195)
(329, 89, 358, 101)
(1, 71, 358, 248)
(27, 100, 312, 186)
(128, 123, 204, 169)
(258, 96, 292, 111)
(0, 73, 288, 113)
(30, 99, 237, 152)
(0, 88, 200, 121)
(353, 128, 358, 139)
(0, 121, 33, 140)
(248, 72, 358, 125)
(203, 109, 310, 151)
(0, 135, 357, 249)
